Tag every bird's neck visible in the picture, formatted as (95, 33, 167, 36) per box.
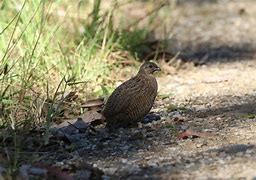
(137, 72, 155, 79)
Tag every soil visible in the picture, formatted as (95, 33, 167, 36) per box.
(77, 1, 256, 179)
(75, 61, 256, 179)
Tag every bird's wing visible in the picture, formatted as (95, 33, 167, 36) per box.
(102, 76, 145, 117)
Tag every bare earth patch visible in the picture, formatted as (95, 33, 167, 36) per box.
(79, 58, 256, 179)
(79, 1, 256, 179)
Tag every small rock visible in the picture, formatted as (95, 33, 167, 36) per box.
(121, 159, 128, 163)
(143, 113, 161, 123)
(196, 143, 203, 148)
(29, 167, 48, 176)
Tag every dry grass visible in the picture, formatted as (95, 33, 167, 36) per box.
(0, 0, 174, 176)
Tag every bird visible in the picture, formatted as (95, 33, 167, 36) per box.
(102, 61, 161, 129)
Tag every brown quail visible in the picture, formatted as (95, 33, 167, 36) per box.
(102, 61, 161, 129)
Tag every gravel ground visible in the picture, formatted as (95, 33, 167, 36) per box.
(3, 1, 255, 179)
(73, 1, 256, 179)
(74, 60, 256, 179)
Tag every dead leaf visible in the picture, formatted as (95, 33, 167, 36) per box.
(54, 119, 89, 136)
(173, 117, 184, 123)
(41, 91, 79, 121)
(177, 129, 209, 140)
(36, 165, 74, 180)
(80, 110, 104, 126)
(62, 91, 78, 102)
(53, 110, 104, 136)
(81, 98, 104, 111)
(76, 162, 104, 180)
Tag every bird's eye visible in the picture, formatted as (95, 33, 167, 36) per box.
(149, 65, 153, 68)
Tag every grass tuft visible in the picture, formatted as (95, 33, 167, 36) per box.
(0, 0, 173, 174)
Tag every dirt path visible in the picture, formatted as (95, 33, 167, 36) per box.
(157, 61, 256, 179)
(77, 59, 256, 179)
(77, 1, 256, 179)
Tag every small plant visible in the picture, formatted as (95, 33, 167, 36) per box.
(241, 113, 256, 119)
(165, 123, 178, 136)
(166, 104, 187, 113)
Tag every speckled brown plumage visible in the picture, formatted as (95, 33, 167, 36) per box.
(102, 62, 161, 129)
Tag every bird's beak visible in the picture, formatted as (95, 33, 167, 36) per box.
(155, 67, 161, 72)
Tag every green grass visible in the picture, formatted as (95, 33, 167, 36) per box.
(0, 0, 114, 130)
(166, 103, 187, 113)
(241, 113, 256, 119)
(0, 0, 172, 129)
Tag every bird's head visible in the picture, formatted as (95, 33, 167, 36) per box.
(139, 62, 161, 75)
